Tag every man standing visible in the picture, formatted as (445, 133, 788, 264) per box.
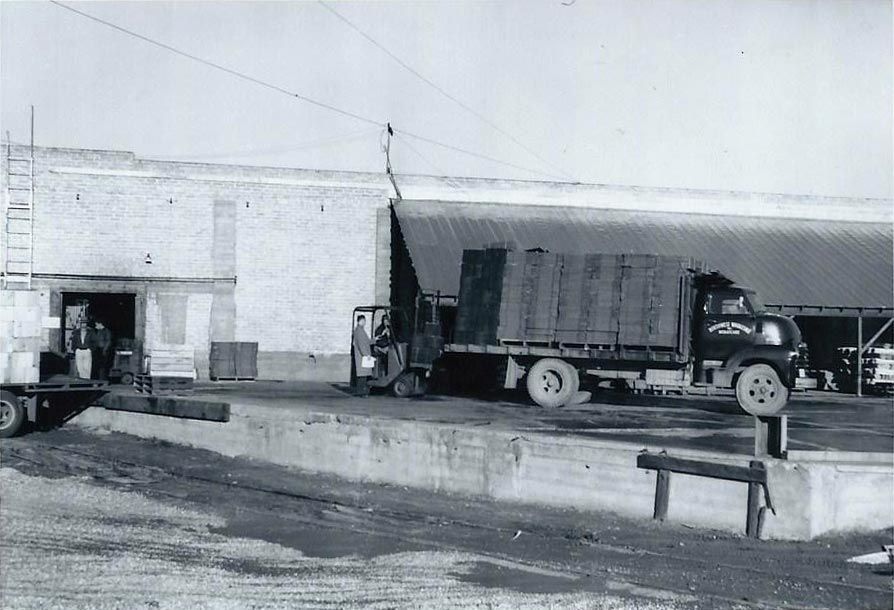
(352, 315, 373, 397)
(93, 321, 113, 380)
(70, 319, 95, 379)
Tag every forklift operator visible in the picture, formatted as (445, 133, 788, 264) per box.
(373, 314, 393, 375)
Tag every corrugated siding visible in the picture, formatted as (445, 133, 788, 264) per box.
(394, 200, 893, 310)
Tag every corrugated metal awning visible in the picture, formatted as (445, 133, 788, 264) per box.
(393, 200, 894, 315)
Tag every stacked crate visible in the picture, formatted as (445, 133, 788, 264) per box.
(556, 254, 621, 346)
(835, 346, 894, 395)
(497, 250, 563, 343)
(0, 290, 41, 384)
(453, 249, 507, 344)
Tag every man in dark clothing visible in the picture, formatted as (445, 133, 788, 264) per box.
(70, 319, 95, 379)
(93, 321, 113, 380)
(352, 315, 373, 396)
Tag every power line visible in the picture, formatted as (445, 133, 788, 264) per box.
(49, 1, 383, 127)
(396, 131, 568, 181)
(318, 1, 577, 181)
(48, 0, 567, 182)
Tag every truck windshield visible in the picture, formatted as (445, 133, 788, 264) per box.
(745, 291, 766, 313)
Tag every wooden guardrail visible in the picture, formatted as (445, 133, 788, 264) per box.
(636, 452, 775, 538)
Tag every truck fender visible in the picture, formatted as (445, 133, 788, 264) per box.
(722, 346, 798, 388)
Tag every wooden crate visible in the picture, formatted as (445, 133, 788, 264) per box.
(134, 374, 194, 396)
(147, 346, 196, 378)
(210, 341, 258, 380)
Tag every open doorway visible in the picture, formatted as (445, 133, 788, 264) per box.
(61, 292, 137, 381)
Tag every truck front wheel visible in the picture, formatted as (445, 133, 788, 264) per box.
(735, 364, 789, 416)
(526, 359, 579, 408)
(0, 390, 26, 438)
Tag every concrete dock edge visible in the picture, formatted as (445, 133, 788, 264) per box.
(72, 400, 894, 541)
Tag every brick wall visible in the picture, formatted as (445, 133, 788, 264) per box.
(2, 145, 391, 380)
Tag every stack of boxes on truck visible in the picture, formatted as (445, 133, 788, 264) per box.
(0, 290, 41, 384)
(498, 250, 563, 343)
(453, 248, 507, 344)
(453, 248, 696, 355)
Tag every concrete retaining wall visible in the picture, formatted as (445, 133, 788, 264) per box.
(72, 400, 894, 541)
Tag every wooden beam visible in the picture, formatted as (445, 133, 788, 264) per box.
(636, 453, 767, 484)
(101, 393, 229, 422)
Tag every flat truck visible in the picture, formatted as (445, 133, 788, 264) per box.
(0, 289, 107, 437)
(353, 249, 801, 416)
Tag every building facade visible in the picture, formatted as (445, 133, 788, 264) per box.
(2, 145, 891, 381)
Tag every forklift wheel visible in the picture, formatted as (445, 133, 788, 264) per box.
(120, 372, 134, 386)
(0, 390, 26, 439)
(392, 372, 416, 398)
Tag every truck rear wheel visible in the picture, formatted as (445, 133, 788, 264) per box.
(526, 358, 579, 408)
(736, 364, 789, 416)
(0, 390, 26, 438)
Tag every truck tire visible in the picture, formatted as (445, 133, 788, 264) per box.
(526, 358, 579, 408)
(735, 364, 789, 416)
(0, 390, 25, 439)
(392, 372, 416, 398)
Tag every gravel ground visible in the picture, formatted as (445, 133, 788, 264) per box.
(0, 467, 686, 610)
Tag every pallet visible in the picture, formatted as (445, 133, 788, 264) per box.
(133, 374, 194, 396)
(210, 376, 256, 382)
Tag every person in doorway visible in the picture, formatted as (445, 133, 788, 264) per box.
(93, 321, 113, 380)
(352, 315, 373, 397)
(70, 319, 95, 379)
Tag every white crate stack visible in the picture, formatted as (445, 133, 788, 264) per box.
(836, 345, 894, 393)
(0, 290, 42, 384)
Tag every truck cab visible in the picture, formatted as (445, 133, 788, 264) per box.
(694, 280, 801, 414)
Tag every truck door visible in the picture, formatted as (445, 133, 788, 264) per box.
(696, 288, 756, 361)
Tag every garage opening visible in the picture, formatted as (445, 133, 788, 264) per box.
(61, 292, 136, 350)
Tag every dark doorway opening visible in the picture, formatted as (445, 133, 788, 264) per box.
(61, 292, 136, 352)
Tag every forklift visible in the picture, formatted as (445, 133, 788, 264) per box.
(350, 294, 445, 397)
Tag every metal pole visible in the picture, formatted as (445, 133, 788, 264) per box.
(856, 315, 862, 397)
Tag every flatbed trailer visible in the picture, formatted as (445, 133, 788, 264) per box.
(1, 374, 108, 438)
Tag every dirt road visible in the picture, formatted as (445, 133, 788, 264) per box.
(1, 429, 890, 609)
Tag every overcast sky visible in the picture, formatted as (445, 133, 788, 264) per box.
(1, 0, 891, 198)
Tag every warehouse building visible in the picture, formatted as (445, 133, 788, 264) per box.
(2, 145, 892, 384)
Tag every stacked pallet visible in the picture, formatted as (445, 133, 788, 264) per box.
(835, 346, 894, 395)
(134, 374, 193, 396)
(497, 250, 563, 343)
(0, 290, 41, 384)
(453, 249, 507, 344)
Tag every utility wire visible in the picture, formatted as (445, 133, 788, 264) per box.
(396, 131, 568, 181)
(49, 0, 566, 182)
(49, 0, 383, 127)
(318, 1, 577, 181)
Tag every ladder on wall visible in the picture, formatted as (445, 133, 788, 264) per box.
(3, 129, 34, 290)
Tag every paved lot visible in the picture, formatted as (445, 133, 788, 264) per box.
(183, 382, 894, 456)
(2, 429, 891, 610)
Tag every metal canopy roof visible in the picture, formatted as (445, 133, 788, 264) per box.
(394, 200, 893, 316)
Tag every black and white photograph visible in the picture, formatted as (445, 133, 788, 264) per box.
(1, 1, 892, 608)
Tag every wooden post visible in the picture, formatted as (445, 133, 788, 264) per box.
(653, 469, 670, 520)
(745, 460, 765, 538)
(857, 315, 863, 397)
(754, 415, 788, 458)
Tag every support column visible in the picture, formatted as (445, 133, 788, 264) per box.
(856, 315, 862, 397)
